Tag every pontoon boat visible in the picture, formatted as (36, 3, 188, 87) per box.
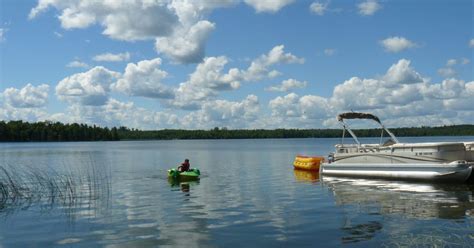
(320, 112, 473, 182)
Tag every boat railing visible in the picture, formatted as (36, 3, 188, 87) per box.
(336, 143, 396, 154)
(337, 112, 400, 149)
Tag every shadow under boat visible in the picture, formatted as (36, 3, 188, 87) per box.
(321, 175, 474, 220)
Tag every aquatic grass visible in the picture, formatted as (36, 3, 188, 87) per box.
(0, 160, 110, 215)
(0, 166, 32, 206)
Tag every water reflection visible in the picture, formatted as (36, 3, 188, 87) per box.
(341, 221, 382, 243)
(168, 179, 200, 193)
(322, 176, 474, 245)
(322, 176, 474, 219)
(293, 169, 320, 183)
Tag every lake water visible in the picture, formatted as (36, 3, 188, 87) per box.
(1, 137, 473, 247)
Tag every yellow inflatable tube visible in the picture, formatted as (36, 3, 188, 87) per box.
(293, 155, 324, 171)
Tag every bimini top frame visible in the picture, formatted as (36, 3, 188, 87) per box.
(337, 112, 399, 146)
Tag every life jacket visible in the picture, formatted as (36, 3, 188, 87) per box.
(181, 161, 190, 171)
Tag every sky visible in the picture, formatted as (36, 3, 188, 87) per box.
(0, 0, 473, 130)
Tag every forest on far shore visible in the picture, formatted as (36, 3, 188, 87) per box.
(1, 120, 474, 142)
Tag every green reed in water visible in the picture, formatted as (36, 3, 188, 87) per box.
(0, 160, 110, 214)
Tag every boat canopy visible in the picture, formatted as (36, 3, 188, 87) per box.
(337, 112, 381, 124)
(336, 112, 399, 145)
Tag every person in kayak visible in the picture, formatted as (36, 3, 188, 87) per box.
(178, 159, 190, 172)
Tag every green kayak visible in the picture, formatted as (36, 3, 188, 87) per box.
(168, 168, 200, 181)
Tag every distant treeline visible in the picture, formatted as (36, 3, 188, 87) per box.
(0, 120, 120, 142)
(1, 120, 474, 142)
(118, 125, 474, 140)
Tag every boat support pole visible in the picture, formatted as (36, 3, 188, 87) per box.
(381, 124, 399, 143)
(341, 122, 360, 146)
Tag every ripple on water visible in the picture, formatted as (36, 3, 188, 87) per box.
(56, 238, 81, 245)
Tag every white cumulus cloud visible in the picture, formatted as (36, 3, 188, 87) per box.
(330, 60, 425, 111)
(446, 59, 457, 66)
(111, 58, 174, 99)
(380, 36, 417, 53)
(437, 58, 471, 78)
(203, 95, 259, 122)
(93, 52, 130, 62)
(244, 0, 295, 13)
(2, 84, 50, 108)
(469, 39, 474, 48)
(443, 81, 474, 111)
(269, 93, 301, 118)
(5, 55, 473, 128)
(187, 56, 241, 91)
(358, 0, 381, 16)
(244, 45, 304, 81)
(331, 77, 387, 110)
(66, 60, 90, 69)
(421, 78, 466, 100)
(169, 0, 237, 25)
(171, 56, 241, 109)
(29, 0, 178, 41)
(437, 67, 457, 78)
(155, 20, 215, 63)
(310, 2, 328, 15)
(59, 98, 179, 129)
(29, 0, 236, 64)
(319, 60, 473, 126)
(56, 66, 121, 106)
(383, 59, 423, 85)
(170, 45, 303, 109)
(181, 95, 260, 129)
(0, 107, 50, 122)
(266, 78, 307, 92)
(268, 93, 330, 128)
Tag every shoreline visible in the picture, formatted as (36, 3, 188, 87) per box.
(1, 120, 474, 142)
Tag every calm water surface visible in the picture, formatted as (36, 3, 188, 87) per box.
(1, 137, 473, 247)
